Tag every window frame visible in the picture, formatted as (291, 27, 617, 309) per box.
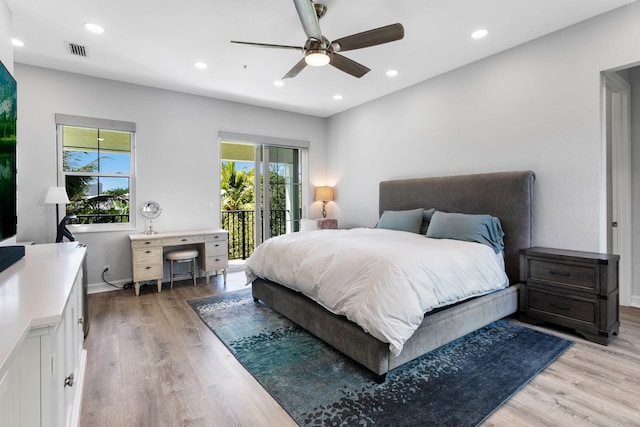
(55, 114, 137, 233)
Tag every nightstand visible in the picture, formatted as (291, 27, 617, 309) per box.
(316, 218, 338, 229)
(519, 247, 619, 345)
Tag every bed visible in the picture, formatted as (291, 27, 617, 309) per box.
(249, 170, 535, 382)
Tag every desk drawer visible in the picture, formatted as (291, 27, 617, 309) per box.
(133, 263, 163, 281)
(204, 233, 228, 243)
(206, 241, 227, 256)
(164, 235, 206, 246)
(205, 255, 228, 270)
(132, 239, 162, 249)
(133, 247, 162, 264)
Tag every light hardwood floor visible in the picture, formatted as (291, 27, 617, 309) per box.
(80, 272, 640, 426)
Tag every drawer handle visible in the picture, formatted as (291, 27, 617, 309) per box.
(549, 301, 571, 310)
(214, 235, 220, 239)
(145, 250, 152, 254)
(144, 241, 152, 245)
(145, 266, 152, 270)
(215, 258, 220, 262)
(549, 270, 571, 277)
(181, 238, 188, 242)
(65, 373, 74, 387)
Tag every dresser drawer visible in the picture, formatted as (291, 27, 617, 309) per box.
(526, 287, 596, 325)
(133, 263, 163, 281)
(133, 247, 162, 264)
(527, 259, 597, 291)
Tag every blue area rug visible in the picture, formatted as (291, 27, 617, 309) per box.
(188, 288, 573, 426)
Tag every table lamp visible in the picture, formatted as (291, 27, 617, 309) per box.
(315, 186, 334, 218)
(44, 187, 74, 242)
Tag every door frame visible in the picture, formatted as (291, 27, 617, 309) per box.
(602, 71, 632, 306)
(219, 130, 310, 248)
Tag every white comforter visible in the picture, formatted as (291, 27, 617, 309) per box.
(245, 228, 508, 356)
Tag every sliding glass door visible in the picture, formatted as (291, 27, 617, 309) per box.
(221, 138, 306, 260)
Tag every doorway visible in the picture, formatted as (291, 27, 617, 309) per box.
(219, 133, 308, 262)
(603, 69, 635, 307)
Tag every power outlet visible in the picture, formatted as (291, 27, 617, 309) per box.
(103, 265, 111, 274)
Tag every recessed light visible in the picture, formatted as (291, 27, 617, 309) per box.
(333, 94, 343, 101)
(471, 29, 488, 40)
(273, 80, 284, 87)
(11, 38, 24, 47)
(84, 23, 104, 34)
(194, 61, 208, 70)
(386, 69, 398, 77)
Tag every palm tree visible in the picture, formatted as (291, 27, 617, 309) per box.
(221, 161, 254, 210)
(64, 152, 130, 223)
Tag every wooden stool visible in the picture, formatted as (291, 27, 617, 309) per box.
(166, 249, 198, 289)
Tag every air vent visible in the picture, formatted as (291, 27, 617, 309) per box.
(65, 41, 88, 57)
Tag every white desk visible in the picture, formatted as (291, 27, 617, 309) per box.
(129, 229, 229, 296)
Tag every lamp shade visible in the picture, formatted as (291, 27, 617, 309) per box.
(315, 186, 334, 202)
(44, 187, 70, 204)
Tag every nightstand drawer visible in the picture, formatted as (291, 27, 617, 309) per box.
(527, 259, 596, 291)
(527, 287, 595, 324)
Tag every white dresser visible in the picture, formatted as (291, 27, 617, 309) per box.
(0, 243, 87, 427)
(129, 229, 229, 296)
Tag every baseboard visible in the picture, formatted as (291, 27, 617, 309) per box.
(630, 295, 640, 308)
(88, 278, 131, 294)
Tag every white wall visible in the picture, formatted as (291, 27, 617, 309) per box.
(15, 65, 327, 289)
(0, 0, 11, 72)
(327, 3, 640, 251)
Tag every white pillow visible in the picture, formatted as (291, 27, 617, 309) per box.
(300, 219, 318, 231)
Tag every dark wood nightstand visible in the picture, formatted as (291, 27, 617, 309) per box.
(519, 247, 619, 345)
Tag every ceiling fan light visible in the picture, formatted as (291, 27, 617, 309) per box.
(305, 51, 330, 67)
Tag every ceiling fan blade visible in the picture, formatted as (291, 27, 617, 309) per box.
(282, 58, 308, 79)
(230, 40, 304, 51)
(330, 53, 370, 78)
(331, 23, 404, 52)
(293, 0, 322, 40)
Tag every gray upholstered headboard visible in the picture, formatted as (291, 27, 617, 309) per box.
(379, 170, 535, 284)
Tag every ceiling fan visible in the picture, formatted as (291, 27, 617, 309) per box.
(231, 0, 404, 79)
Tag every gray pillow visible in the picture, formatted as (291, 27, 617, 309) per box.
(426, 211, 505, 253)
(376, 208, 424, 233)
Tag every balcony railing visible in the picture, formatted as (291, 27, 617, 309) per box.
(222, 209, 298, 260)
(69, 213, 130, 224)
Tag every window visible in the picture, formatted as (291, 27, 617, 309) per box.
(56, 114, 136, 231)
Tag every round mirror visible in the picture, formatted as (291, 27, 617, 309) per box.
(140, 201, 162, 234)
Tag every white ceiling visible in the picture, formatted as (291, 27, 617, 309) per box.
(7, 0, 636, 117)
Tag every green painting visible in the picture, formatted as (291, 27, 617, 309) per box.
(0, 61, 17, 240)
